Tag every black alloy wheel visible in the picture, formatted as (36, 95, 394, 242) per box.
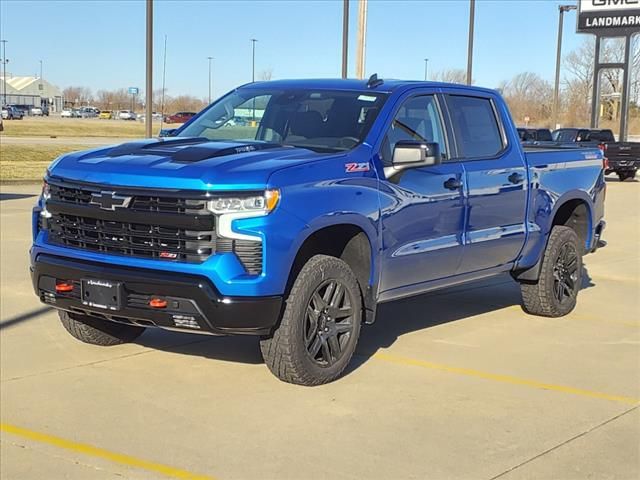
(552, 243, 579, 305)
(304, 279, 356, 367)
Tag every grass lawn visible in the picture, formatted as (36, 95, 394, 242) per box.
(0, 144, 93, 182)
(0, 117, 168, 138)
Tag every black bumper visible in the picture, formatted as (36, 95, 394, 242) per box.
(31, 254, 282, 336)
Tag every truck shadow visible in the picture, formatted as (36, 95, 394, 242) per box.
(135, 269, 596, 372)
(605, 177, 638, 183)
(0, 193, 38, 201)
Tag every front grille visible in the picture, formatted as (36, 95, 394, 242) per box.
(45, 180, 263, 273)
(48, 213, 215, 263)
(49, 183, 208, 214)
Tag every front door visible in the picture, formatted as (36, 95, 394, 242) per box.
(377, 94, 466, 294)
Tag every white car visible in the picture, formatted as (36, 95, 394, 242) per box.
(31, 106, 44, 116)
(60, 109, 74, 118)
(118, 110, 136, 121)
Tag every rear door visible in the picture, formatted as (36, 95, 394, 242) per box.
(443, 92, 528, 273)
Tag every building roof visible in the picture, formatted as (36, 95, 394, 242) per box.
(0, 75, 62, 97)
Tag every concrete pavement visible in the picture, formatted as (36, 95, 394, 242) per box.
(1, 180, 638, 480)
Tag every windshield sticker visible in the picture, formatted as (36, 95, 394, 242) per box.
(357, 95, 377, 102)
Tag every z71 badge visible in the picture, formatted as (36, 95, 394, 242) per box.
(345, 162, 370, 173)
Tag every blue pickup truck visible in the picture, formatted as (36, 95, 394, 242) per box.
(31, 77, 606, 385)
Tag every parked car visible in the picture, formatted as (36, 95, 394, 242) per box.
(99, 110, 113, 119)
(517, 127, 552, 143)
(118, 110, 137, 121)
(1, 105, 24, 120)
(30, 106, 44, 116)
(31, 77, 606, 385)
(553, 128, 640, 181)
(164, 111, 196, 124)
(60, 108, 74, 118)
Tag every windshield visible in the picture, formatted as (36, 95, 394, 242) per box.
(178, 88, 387, 153)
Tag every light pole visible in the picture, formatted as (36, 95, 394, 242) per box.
(207, 56, 213, 103)
(424, 58, 429, 81)
(342, 0, 349, 79)
(552, 4, 577, 129)
(251, 38, 258, 82)
(1, 40, 8, 106)
(145, 0, 153, 138)
(466, 0, 475, 85)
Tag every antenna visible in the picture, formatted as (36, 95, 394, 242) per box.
(367, 73, 383, 88)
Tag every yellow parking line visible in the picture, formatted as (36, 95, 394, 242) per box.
(372, 352, 640, 405)
(0, 423, 215, 480)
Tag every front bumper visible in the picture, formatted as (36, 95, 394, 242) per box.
(31, 254, 282, 336)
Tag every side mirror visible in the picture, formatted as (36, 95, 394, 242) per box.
(385, 141, 441, 178)
(159, 128, 177, 138)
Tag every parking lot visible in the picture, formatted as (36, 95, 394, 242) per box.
(0, 179, 638, 479)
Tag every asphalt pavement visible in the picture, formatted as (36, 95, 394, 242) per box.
(1, 180, 638, 480)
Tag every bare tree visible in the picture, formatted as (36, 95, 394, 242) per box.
(62, 86, 93, 106)
(259, 68, 274, 81)
(500, 72, 553, 126)
(562, 37, 640, 126)
(431, 69, 467, 84)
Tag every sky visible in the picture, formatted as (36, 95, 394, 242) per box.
(1, 0, 588, 100)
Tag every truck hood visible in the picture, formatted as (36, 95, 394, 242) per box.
(48, 137, 335, 190)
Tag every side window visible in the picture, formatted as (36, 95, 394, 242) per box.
(447, 95, 504, 158)
(380, 95, 446, 165)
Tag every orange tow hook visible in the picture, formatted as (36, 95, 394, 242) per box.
(149, 298, 168, 309)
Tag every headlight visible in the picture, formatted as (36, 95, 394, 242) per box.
(207, 189, 280, 215)
(42, 181, 51, 201)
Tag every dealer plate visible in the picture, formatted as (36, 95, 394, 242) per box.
(81, 279, 123, 310)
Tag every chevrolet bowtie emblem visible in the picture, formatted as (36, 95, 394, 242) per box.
(90, 191, 133, 211)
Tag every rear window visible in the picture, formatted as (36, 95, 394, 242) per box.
(536, 129, 552, 142)
(553, 129, 577, 142)
(586, 130, 615, 142)
(447, 95, 504, 158)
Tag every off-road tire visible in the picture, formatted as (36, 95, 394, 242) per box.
(59, 311, 145, 346)
(520, 226, 583, 317)
(260, 255, 362, 386)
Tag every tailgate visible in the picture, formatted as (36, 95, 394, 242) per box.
(606, 142, 640, 165)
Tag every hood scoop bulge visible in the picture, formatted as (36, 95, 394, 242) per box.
(105, 137, 284, 163)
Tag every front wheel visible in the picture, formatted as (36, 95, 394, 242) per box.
(260, 255, 362, 386)
(520, 226, 583, 317)
(59, 311, 145, 346)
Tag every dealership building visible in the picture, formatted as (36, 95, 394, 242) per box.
(0, 74, 64, 112)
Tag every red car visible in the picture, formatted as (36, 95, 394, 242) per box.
(164, 111, 196, 124)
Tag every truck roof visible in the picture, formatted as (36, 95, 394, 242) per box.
(242, 78, 497, 95)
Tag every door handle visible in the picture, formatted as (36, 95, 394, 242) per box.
(443, 177, 462, 190)
(508, 172, 524, 184)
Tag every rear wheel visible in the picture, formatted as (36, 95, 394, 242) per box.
(520, 226, 583, 317)
(260, 255, 362, 386)
(59, 311, 145, 346)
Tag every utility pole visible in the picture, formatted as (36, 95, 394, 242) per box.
(160, 34, 167, 132)
(552, 5, 577, 130)
(207, 56, 213, 103)
(145, 0, 153, 137)
(1, 40, 8, 106)
(251, 38, 258, 82)
(342, 0, 349, 78)
(466, 0, 475, 85)
(355, 0, 368, 79)
(424, 58, 429, 81)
